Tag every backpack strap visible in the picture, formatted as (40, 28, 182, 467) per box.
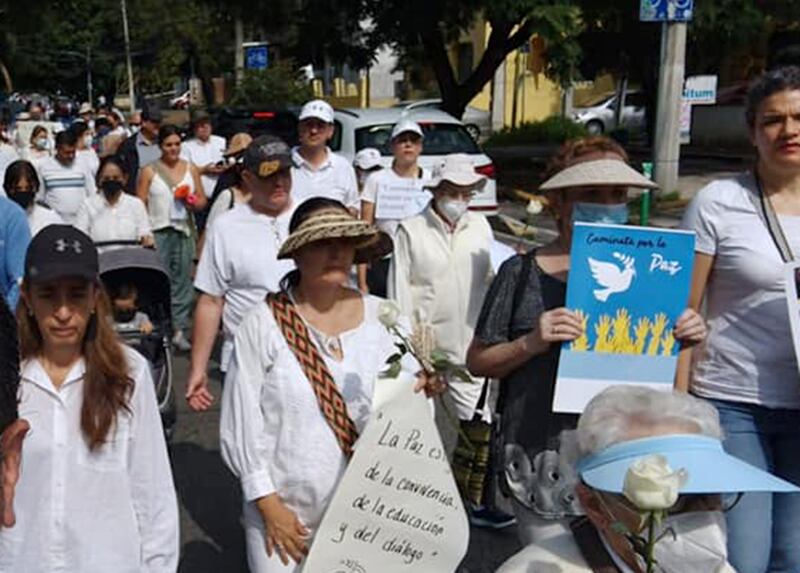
(266, 291, 359, 458)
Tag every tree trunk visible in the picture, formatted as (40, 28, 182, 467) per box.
(421, 19, 532, 120)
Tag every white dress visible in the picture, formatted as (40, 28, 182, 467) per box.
(220, 292, 417, 573)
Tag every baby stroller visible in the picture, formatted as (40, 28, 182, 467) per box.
(97, 241, 177, 441)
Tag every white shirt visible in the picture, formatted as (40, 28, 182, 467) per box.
(361, 166, 432, 240)
(194, 202, 295, 370)
(388, 206, 494, 419)
(291, 147, 359, 210)
(75, 192, 152, 244)
(681, 173, 800, 408)
(28, 202, 63, 236)
(181, 135, 226, 199)
(35, 156, 96, 225)
(220, 294, 417, 547)
(0, 348, 179, 573)
(146, 162, 195, 234)
(76, 147, 99, 177)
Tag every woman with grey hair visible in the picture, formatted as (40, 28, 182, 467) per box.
(680, 65, 800, 573)
(497, 385, 799, 573)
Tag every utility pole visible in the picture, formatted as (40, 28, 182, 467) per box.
(235, 15, 244, 85)
(86, 46, 93, 105)
(652, 21, 687, 194)
(121, 0, 135, 111)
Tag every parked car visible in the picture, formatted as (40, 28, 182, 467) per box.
(211, 107, 299, 146)
(572, 91, 647, 135)
(170, 90, 190, 110)
(332, 107, 497, 215)
(394, 99, 491, 141)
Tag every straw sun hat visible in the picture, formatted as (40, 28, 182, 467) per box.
(277, 207, 392, 264)
(538, 158, 658, 192)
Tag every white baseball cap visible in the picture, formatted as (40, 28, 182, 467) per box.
(353, 148, 383, 170)
(391, 119, 424, 140)
(298, 99, 334, 124)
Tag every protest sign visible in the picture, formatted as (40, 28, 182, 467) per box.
(783, 262, 800, 373)
(302, 374, 469, 573)
(553, 223, 695, 413)
(375, 185, 431, 220)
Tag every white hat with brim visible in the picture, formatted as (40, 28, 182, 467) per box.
(277, 207, 393, 264)
(538, 158, 658, 192)
(426, 153, 487, 190)
(79, 102, 94, 115)
(299, 99, 335, 124)
(391, 120, 424, 140)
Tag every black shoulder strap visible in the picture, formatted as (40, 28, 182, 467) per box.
(747, 171, 795, 262)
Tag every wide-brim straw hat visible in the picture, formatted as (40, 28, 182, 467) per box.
(538, 158, 658, 192)
(277, 207, 393, 264)
(224, 132, 253, 157)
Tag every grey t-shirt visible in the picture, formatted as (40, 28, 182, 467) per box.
(681, 172, 800, 409)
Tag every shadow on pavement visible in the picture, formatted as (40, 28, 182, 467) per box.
(172, 440, 249, 573)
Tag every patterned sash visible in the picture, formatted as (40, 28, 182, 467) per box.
(266, 291, 359, 458)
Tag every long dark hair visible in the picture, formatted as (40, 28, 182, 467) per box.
(3, 159, 40, 194)
(17, 281, 133, 450)
(279, 197, 348, 291)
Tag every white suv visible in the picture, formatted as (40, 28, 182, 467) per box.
(331, 107, 498, 215)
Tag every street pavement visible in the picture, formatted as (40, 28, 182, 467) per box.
(169, 351, 521, 573)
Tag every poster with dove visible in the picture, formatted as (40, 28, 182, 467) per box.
(552, 222, 695, 413)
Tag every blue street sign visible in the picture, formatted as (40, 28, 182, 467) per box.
(245, 45, 269, 70)
(640, 0, 693, 22)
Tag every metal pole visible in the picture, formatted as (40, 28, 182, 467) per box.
(235, 15, 244, 85)
(121, 0, 135, 111)
(653, 21, 687, 194)
(86, 46, 93, 105)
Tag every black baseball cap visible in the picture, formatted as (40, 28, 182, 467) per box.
(24, 225, 98, 284)
(242, 135, 293, 178)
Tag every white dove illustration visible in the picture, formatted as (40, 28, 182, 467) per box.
(588, 252, 636, 302)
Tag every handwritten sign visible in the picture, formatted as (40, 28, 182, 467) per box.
(374, 185, 431, 220)
(553, 223, 695, 413)
(302, 374, 469, 573)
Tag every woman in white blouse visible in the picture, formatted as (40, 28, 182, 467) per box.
(220, 198, 445, 572)
(1, 225, 178, 573)
(75, 156, 153, 248)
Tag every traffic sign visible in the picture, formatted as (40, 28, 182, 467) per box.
(244, 43, 269, 70)
(640, 0, 694, 22)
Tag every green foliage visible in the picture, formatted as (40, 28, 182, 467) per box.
(485, 116, 587, 146)
(230, 62, 314, 107)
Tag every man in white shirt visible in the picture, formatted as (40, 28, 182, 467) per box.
(35, 130, 95, 225)
(186, 135, 296, 411)
(180, 110, 226, 201)
(290, 99, 359, 212)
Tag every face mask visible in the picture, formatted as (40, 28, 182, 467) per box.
(130, 125, 140, 135)
(83, 134, 94, 147)
(436, 199, 469, 224)
(571, 202, 629, 225)
(114, 308, 137, 323)
(34, 138, 48, 151)
(635, 511, 734, 573)
(100, 180, 124, 199)
(8, 192, 34, 210)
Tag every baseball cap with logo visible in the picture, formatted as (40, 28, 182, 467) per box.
(298, 99, 335, 124)
(242, 135, 293, 178)
(391, 119, 424, 140)
(24, 225, 98, 284)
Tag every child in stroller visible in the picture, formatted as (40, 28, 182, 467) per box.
(110, 282, 154, 337)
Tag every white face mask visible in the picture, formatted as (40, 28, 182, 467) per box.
(436, 198, 469, 224)
(636, 511, 734, 573)
(83, 133, 93, 147)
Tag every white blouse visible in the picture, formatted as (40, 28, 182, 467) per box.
(146, 162, 195, 234)
(220, 293, 416, 532)
(0, 347, 179, 573)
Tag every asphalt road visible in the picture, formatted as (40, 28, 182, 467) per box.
(168, 350, 521, 573)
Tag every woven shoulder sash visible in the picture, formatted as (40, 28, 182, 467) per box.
(266, 291, 359, 458)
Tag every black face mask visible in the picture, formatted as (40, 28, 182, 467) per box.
(114, 308, 137, 323)
(101, 180, 124, 199)
(8, 192, 34, 210)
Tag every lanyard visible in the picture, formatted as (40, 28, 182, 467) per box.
(752, 171, 795, 263)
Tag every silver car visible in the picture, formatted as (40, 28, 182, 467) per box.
(573, 91, 647, 135)
(393, 99, 491, 141)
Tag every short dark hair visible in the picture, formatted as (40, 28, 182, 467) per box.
(96, 155, 128, 185)
(55, 129, 78, 147)
(3, 159, 40, 193)
(746, 66, 800, 128)
(70, 121, 90, 138)
(157, 124, 182, 146)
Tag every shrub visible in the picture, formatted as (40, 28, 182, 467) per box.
(485, 116, 587, 146)
(230, 60, 314, 107)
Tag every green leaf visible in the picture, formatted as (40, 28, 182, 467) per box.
(386, 353, 402, 364)
(380, 361, 402, 379)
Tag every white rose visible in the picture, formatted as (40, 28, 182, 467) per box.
(377, 300, 401, 329)
(622, 454, 688, 510)
(526, 199, 543, 215)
